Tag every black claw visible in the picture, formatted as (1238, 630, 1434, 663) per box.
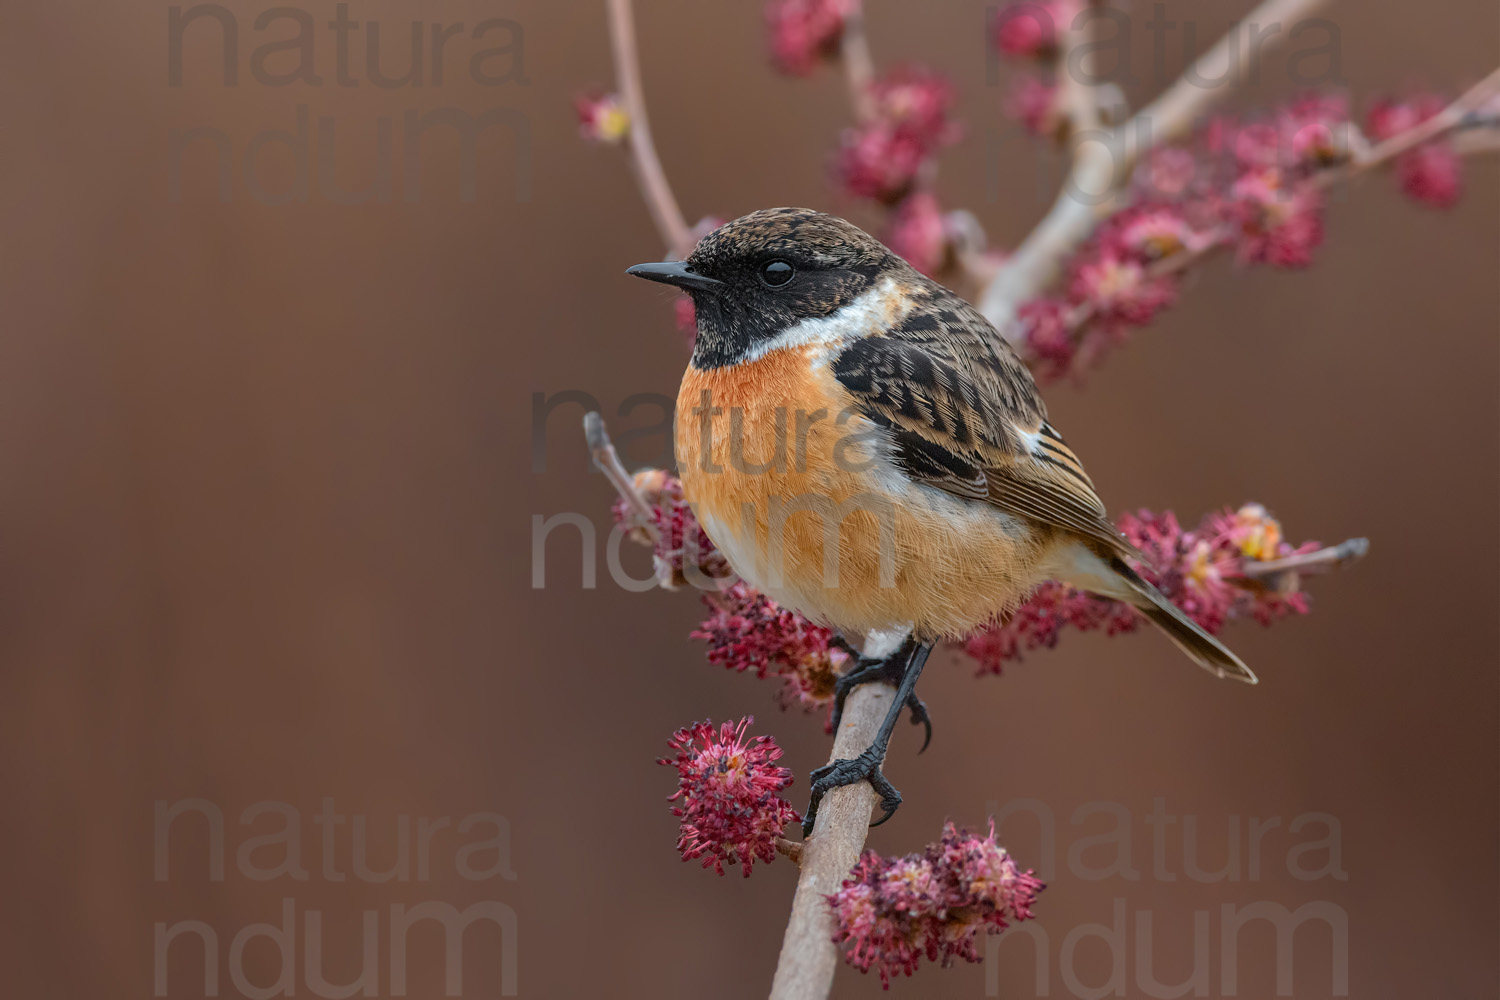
(868, 800, 901, 828)
(865, 769, 903, 827)
(907, 694, 932, 753)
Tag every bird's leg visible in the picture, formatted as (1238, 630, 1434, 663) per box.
(829, 633, 933, 750)
(803, 640, 933, 835)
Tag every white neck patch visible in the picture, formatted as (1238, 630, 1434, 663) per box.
(741, 277, 909, 366)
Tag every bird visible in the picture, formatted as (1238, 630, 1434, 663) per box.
(626, 207, 1255, 835)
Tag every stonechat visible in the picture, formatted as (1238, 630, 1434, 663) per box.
(628, 207, 1253, 833)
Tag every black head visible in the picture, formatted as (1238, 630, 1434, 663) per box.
(626, 208, 905, 369)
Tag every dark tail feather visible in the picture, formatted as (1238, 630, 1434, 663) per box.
(1109, 557, 1258, 685)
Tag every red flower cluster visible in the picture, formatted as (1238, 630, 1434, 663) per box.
(1014, 96, 1359, 376)
(882, 190, 948, 275)
(613, 472, 1328, 690)
(1367, 94, 1464, 207)
(766, 0, 855, 76)
(693, 581, 849, 723)
(962, 503, 1317, 675)
(990, 1, 1079, 59)
(829, 821, 1044, 987)
(1005, 72, 1061, 137)
(1004, 87, 1472, 378)
(658, 717, 801, 877)
(611, 469, 729, 587)
(834, 68, 959, 204)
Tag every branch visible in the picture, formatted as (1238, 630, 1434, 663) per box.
(607, 0, 693, 257)
(1317, 66, 1500, 187)
(1240, 536, 1369, 592)
(840, 2, 878, 123)
(979, 0, 1330, 339)
(1041, 73, 1500, 351)
(584, 411, 659, 540)
(769, 628, 910, 1000)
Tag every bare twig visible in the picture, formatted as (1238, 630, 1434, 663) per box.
(1318, 66, 1500, 187)
(607, 0, 693, 257)
(1240, 537, 1370, 581)
(979, 0, 1330, 340)
(769, 629, 908, 1000)
(775, 837, 805, 865)
(840, 2, 878, 123)
(1041, 76, 1500, 352)
(584, 411, 659, 539)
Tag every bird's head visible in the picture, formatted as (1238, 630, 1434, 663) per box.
(626, 207, 907, 369)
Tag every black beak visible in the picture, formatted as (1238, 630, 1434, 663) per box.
(625, 260, 722, 292)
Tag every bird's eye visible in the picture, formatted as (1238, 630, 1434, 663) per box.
(759, 259, 795, 287)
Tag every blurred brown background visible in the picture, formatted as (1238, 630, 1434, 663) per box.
(0, 1, 1494, 997)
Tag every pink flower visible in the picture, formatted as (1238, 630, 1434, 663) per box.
(1283, 93, 1355, 169)
(1366, 95, 1440, 142)
(1017, 298, 1075, 382)
(659, 717, 800, 877)
(1138, 146, 1204, 200)
(1201, 95, 1355, 179)
(1068, 249, 1177, 325)
(692, 582, 848, 722)
(870, 68, 959, 146)
(991, 1, 1075, 59)
(959, 504, 1322, 674)
(1004, 73, 1060, 136)
(574, 92, 630, 143)
(1367, 95, 1463, 208)
(884, 191, 948, 275)
(1397, 142, 1462, 207)
(766, 0, 853, 76)
(610, 471, 730, 585)
(1112, 204, 1203, 262)
(1231, 168, 1324, 268)
(833, 121, 931, 201)
(835, 69, 959, 203)
(962, 581, 1136, 675)
(829, 821, 1044, 986)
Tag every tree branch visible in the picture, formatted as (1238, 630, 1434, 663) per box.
(979, 0, 1330, 340)
(584, 411, 659, 538)
(607, 0, 693, 257)
(840, 2, 878, 123)
(1240, 536, 1369, 592)
(1317, 65, 1500, 187)
(769, 628, 909, 1000)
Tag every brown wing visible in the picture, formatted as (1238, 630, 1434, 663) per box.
(830, 285, 1138, 559)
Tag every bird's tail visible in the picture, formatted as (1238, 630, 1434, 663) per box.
(1042, 540, 1257, 684)
(1106, 555, 1257, 684)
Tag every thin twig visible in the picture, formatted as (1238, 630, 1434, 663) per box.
(1044, 85, 1500, 349)
(607, 0, 693, 257)
(584, 411, 659, 540)
(1240, 537, 1370, 579)
(1317, 66, 1500, 188)
(840, 2, 878, 123)
(979, 0, 1330, 339)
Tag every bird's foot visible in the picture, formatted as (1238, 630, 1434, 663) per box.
(829, 636, 932, 753)
(801, 743, 903, 836)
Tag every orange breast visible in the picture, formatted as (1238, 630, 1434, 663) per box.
(674, 346, 1049, 639)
